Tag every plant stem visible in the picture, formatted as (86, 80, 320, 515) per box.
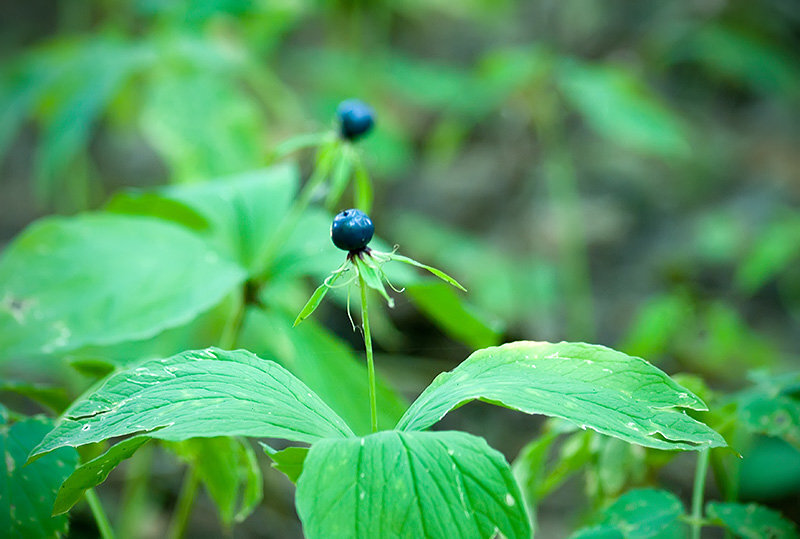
(167, 466, 200, 539)
(359, 274, 379, 433)
(691, 449, 710, 539)
(118, 443, 154, 539)
(85, 488, 115, 539)
(219, 289, 246, 350)
(254, 144, 336, 277)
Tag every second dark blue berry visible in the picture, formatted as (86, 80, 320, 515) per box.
(331, 209, 374, 252)
(336, 99, 375, 141)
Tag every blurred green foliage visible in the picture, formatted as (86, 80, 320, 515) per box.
(1, 0, 799, 536)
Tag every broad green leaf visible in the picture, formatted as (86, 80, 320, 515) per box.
(0, 214, 246, 359)
(295, 430, 530, 539)
(108, 165, 299, 274)
(405, 281, 501, 349)
(570, 525, 624, 539)
(172, 437, 263, 525)
(397, 341, 726, 451)
(706, 502, 799, 539)
(556, 60, 690, 159)
(390, 253, 467, 291)
(574, 489, 685, 539)
(141, 71, 264, 182)
(242, 309, 407, 435)
(261, 443, 308, 483)
(30, 348, 354, 460)
(1, 416, 78, 536)
(54, 435, 151, 514)
(0, 381, 71, 414)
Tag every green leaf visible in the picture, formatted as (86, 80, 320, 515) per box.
(295, 430, 530, 539)
(354, 256, 394, 307)
(108, 165, 299, 275)
(0, 214, 246, 359)
(294, 271, 343, 326)
(736, 372, 800, 450)
(405, 281, 501, 349)
(271, 132, 332, 159)
(570, 525, 624, 539)
(706, 502, 800, 539)
(172, 437, 263, 525)
(141, 71, 264, 182)
(556, 59, 690, 159)
(30, 348, 354, 460)
(325, 151, 354, 208)
(1, 416, 78, 536)
(243, 309, 407, 435)
(0, 381, 71, 414)
(575, 489, 685, 539)
(261, 443, 308, 483)
(390, 253, 467, 291)
(53, 435, 150, 515)
(397, 341, 726, 451)
(735, 214, 800, 294)
(353, 159, 373, 213)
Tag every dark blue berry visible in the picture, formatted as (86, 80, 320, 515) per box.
(336, 99, 375, 141)
(331, 209, 374, 252)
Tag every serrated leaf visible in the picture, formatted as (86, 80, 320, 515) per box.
(53, 435, 150, 515)
(706, 501, 800, 539)
(390, 253, 467, 291)
(397, 341, 726, 451)
(1, 416, 78, 536)
(295, 430, 530, 539)
(30, 348, 354, 461)
(261, 443, 308, 483)
(172, 437, 263, 525)
(0, 214, 246, 359)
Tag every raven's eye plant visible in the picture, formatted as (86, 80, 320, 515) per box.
(3, 101, 796, 539)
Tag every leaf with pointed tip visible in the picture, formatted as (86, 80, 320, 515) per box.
(389, 253, 466, 291)
(295, 430, 530, 539)
(397, 342, 726, 451)
(294, 270, 345, 326)
(171, 437, 263, 525)
(1, 416, 78, 536)
(706, 502, 800, 539)
(261, 443, 308, 483)
(354, 257, 394, 307)
(54, 435, 151, 515)
(0, 214, 246, 359)
(30, 348, 354, 461)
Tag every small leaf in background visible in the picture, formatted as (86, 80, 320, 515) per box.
(54, 435, 151, 514)
(556, 59, 690, 159)
(141, 71, 265, 182)
(397, 341, 726, 451)
(735, 213, 800, 294)
(735, 372, 800, 450)
(30, 348, 354, 461)
(1, 416, 78, 536)
(573, 489, 686, 539)
(325, 150, 354, 208)
(706, 501, 800, 539)
(108, 164, 299, 274)
(405, 281, 502, 349)
(295, 430, 530, 539)
(0, 381, 71, 414)
(171, 437, 263, 525)
(0, 214, 246, 359)
(261, 443, 308, 483)
(353, 159, 373, 212)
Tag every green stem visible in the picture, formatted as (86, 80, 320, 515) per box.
(219, 290, 246, 350)
(118, 444, 154, 539)
(254, 144, 337, 277)
(359, 274, 378, 433)
(85, 488, 115, 539)
(691, 449, 710, 539)
(167, 466, 200, 539)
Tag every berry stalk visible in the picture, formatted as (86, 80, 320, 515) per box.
(359, 273, 379, 433)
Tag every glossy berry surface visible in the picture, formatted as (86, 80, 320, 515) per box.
(336, 99, 375, 141)
(331, 209, 374, 252)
